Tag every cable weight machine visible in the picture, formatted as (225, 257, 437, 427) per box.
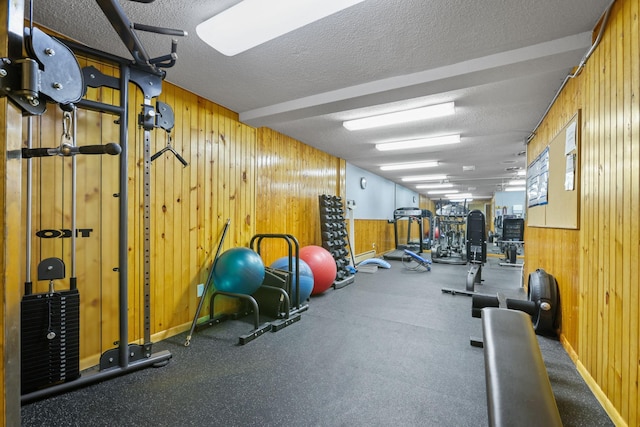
(431, 201, 468, 265)
(2, 0, 186, 403)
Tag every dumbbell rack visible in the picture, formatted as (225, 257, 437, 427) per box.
(319, 195, 355, 289)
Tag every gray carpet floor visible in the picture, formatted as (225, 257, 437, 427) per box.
(21, 258, 612, 426)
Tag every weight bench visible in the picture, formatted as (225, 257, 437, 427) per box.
(402, 249, 431, 271)
(481, 307, 562, 427)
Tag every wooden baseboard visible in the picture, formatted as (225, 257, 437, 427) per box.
(559, 334, 626, 426)
(354, 250, 376, 264)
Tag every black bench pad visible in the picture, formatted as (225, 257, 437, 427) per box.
(482, 308, 562, 427)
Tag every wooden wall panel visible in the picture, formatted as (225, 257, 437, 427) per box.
(352, 220, 396, 256)
(255, 128, 344, 265)
(526, 1, 639, 424)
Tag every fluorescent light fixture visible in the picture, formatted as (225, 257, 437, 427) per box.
(380, 161, 439, 171)
(516, 170, 526, 176)
(505, 186, 526, 192)
(508, 179, 526, 186)
(446, 193, 472, 199)
(429, 189, 456, 195)
(416, 183, 454, 189)
(401, 174, 447, 182)
(343, 102, 455, 131)
(196, 0, 365, 56)
(375, 134, 461, 151)
(450, 198, 473, 203)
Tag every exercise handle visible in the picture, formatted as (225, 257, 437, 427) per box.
(77, 143, 122, 155)
(132, 22, 187, 37)
(175, 152, 188, 167)
(22, 143, 122, 158)
(21, 147, 57, 158)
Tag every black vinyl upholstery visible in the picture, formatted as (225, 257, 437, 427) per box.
(482, 308, 563, 427)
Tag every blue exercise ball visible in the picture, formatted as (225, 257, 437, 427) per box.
(270, 256, 314, 304)
(213, 247, 265, 295)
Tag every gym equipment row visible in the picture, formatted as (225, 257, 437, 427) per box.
(4, 0, 186, 403)
(319, 195, 355, 289)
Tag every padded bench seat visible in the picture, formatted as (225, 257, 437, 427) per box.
(481, 307, 562, 427)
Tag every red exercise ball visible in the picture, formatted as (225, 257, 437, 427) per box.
(299, 245, 337, 295)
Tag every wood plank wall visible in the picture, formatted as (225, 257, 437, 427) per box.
(353, 220, 396, 256)
(526, 0, 638, 424)
(254, 128, 345, 265)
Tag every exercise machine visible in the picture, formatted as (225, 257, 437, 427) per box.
(384, 207, 431, 260)
(431, 202, 468, 264)
(441, 209, 487, 296)
(401, 249, 432, 272)
(21, 105, 123, 395)
(498, 217, 524, 266)
(4, 0, 186, 403)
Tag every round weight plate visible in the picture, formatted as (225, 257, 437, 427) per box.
(528, 269, 559, 335)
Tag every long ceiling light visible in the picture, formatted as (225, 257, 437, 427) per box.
(508, 179, 526, 186)
(416, 183, 454, 189)
(447, 193, 472, 199)
(380, 161, 439, 171)
(505, 187, 526, 192)
(401, 174, 447, 182)
(196, 0, 366, 56)
(375, 134, 461, 151)
(429, 189, 456, 195)
(343, 102, 455, 131)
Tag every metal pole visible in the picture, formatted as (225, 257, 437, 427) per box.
(184, 219, 231, 346)
(142, 98, 152, 349)
(118, 63, 130, 367)
(70, 106, 77, 289)
(25, 116, 33, 294)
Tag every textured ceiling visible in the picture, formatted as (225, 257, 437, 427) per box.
(33, 0, 612, 199)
